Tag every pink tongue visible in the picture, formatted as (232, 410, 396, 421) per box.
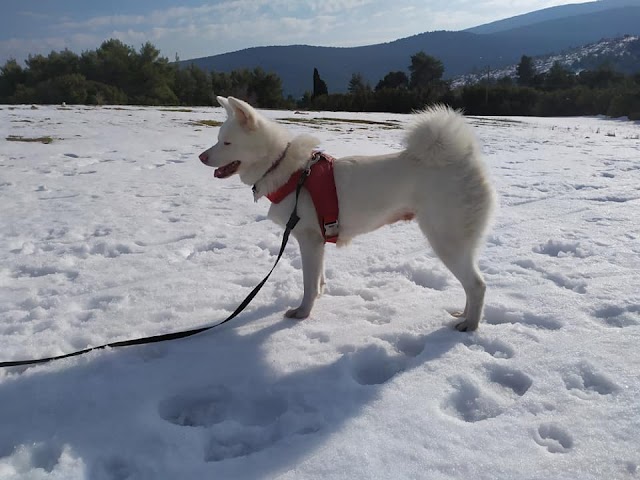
(214, 161, 240, 178)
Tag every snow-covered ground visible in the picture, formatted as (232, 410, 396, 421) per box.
(0, 105, 639, 480)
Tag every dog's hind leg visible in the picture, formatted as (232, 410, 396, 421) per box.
(440, 250, 485, 332)
(418, 220, 486, 332)
(286, 230, 325, 319)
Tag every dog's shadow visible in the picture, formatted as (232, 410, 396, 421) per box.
(0, 311, 461, 478)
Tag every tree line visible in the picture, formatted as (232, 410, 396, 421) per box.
(0, 39, 288, 108)
(306, 53, 640, 119)
(459, 54, 640, 119)
(1, 39, 639, 119)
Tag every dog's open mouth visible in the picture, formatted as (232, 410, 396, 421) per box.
(214, 161, 241, 179)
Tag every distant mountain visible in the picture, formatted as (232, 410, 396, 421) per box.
(466, 0, 640, 34)
(182, 3, 640, 97)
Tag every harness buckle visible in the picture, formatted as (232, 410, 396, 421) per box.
(324, 221, 339, 239)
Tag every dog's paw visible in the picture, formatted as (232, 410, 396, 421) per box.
(455, 319, 479, 332)
(285, 307, 311, 319)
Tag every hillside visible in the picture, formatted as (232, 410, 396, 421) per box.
(467, 0, 640, 34)
(183, 4, 640, 97)
(452, 35, 640, 87)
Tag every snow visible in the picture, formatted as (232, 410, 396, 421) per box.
(1, 105, 639, 480)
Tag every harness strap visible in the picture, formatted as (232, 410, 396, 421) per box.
(267, 151, 339, 243)
(0, 172, 310, 369)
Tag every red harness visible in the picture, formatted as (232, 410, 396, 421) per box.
(266, 152, 339, 243)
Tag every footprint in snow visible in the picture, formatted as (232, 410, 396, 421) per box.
(160, 386, 240, 427)
(533, 239, 590, 258)
(485, 363, 533, 397)
(371, 261, 449, 291)
(363, 303, 394, 325)
(358, 329, 463, 385)
(464, 336, 515, 359)
(442, 376, 503, 423)
(349, 345, 407, 386)
(390, 333, 429, 358)
(533, 423, 574, 453)
(352, 329, 464, 387)
(562, 362, 619, 399)
(305, 330, 330, 344)
(159, 386, 320, 462)
(513, 259, 588, 294)
(442, 364, 532, 423)
(544, 270, 588, 294)
(594, 304, 640, 328)
(483, 304, 562, 330)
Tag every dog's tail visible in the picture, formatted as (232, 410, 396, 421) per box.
(404, 105, 479, 167)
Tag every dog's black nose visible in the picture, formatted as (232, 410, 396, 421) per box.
(199, 151, 209, 164)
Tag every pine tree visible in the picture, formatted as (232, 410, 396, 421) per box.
(516, 55, 536, 87)
(312, 68, 328, 99)
(348, 73, 369, 94)
(375, 71, 408, 91)
(409, 52, 444, 90)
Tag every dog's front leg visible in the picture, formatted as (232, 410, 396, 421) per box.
(285, 230, 325, 319)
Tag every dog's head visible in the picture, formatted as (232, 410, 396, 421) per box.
(199, 96, 281, 184)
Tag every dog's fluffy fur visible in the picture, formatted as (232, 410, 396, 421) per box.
(200, 97, 495, 331)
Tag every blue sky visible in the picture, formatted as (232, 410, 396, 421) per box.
(1, 0, 587, 64)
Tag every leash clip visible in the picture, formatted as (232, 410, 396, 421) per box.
(306, 151, 323, 175)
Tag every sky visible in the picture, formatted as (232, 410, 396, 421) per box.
(1, 0, 590, 65)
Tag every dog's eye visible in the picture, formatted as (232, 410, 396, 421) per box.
(223, 141, 231, 146)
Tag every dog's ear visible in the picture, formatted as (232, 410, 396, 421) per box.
(227, 97, 259, 130)
(216, 96, 233, 117)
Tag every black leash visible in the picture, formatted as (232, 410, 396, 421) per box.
(0, 171, 309, 368)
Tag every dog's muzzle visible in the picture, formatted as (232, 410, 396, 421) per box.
(199, 151, 209, 165)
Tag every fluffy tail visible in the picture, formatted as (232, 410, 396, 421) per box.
(404, 105, 479, 167)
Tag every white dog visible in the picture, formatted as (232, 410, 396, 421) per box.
(199, 97, 495, 331)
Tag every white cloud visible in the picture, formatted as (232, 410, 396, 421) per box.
(0, 33, 100, 63)
(56, 14, 146, 30)
(49, 0, 370, 33)
(17, 11, 52, 21)
(307, 0, 376, 14)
